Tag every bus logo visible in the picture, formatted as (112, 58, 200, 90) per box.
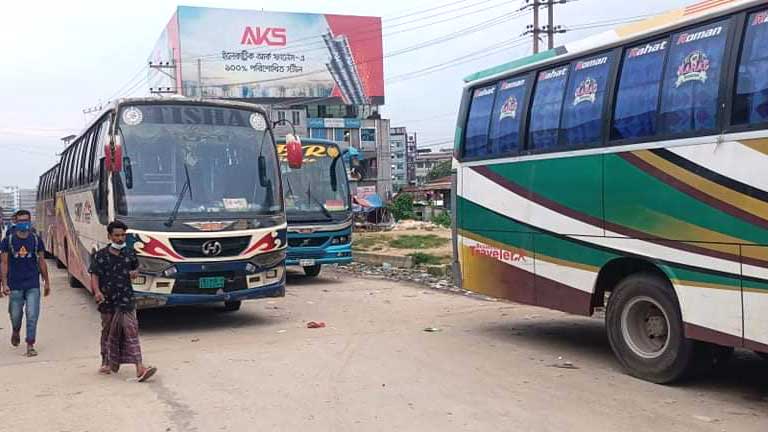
(201, 240, 223, 257)
(499, 96, 518, 120)
(676, 50, 710, 87)
(574, 78, 598, 106)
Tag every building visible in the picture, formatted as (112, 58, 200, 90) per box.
(390, 127, 407, 191)
(148, 6, 393, 198)
(0, 186, 38, 220)
(414, 150, 452, 186)
(406, 133, 417, 186)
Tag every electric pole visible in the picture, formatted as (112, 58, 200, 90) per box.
(523, 0, 567, 53)
(522, 0, 542, 54)
(149, 60, 178, 95)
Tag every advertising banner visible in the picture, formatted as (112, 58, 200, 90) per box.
(150, 7, 384, 105)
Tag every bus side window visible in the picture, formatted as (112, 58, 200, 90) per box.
(659, 19, 731, 135)
(528, 66, 569, 150)
(560, 53, 613, 147)
(732, 9, 768, 127)
(463, 85, 496, 158)
(488, 77, 528, 155)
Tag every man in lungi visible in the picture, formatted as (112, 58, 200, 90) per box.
(89, 220, 157, 382)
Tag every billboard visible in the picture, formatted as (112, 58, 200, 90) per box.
(149, 7, 384, 105)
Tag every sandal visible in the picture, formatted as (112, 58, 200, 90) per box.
(25, 347, 38, 357)
(11, 332, 20, 347)
(137, 366, 157, 383)
(99, 366, 111, 375)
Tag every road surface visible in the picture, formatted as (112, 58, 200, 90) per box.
(0, 265, 765, 431)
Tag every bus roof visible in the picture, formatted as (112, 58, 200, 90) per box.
(464, 0, 760, 85)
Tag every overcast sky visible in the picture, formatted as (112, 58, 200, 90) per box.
(0, 0, 690, 187)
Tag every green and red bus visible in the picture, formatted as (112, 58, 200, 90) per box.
(453, 0, 768, 382)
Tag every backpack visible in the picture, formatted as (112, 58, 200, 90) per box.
(7, 232, 40, 259)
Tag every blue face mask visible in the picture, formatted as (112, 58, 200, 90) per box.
(15, 222, 31, 232)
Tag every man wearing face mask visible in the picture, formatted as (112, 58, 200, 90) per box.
(0, 210, 50, 357)
(89, 220, 157, 382)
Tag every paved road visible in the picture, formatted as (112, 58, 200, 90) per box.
(0, 265, 766, 431)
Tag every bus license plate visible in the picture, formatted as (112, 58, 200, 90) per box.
(299, 259, 316, 267)
(199, 277, 226, 289)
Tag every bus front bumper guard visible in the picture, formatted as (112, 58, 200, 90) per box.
(134, 278, 285, 308)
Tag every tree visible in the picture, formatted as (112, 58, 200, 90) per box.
(426, 160, 451, 181)
(388, 193, 414, 221)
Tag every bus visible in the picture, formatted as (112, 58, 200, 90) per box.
(276, 138, 352, 277)
(453, 0, 768, 383)
(37, 97, 302, 311)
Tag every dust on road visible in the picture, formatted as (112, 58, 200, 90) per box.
(0, 266, 765, 431)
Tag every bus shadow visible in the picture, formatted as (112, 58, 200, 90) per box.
(285, 271, 340, 287)
(480, 317, 768, 400)
(137, 303, 279, 335)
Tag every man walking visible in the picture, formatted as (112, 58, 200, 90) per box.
(89, 220, 157, 382)
(0, 210, 50, 357)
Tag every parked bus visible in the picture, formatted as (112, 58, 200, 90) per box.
(37, 97, 304, 311)
(276, 138, 352, 277)
(453, 0, 768, 382)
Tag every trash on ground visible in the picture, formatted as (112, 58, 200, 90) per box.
(307, 321, 326, 329)
(423, 327, 442, 333)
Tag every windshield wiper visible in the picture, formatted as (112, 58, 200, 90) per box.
(165, 163, 193, 227)
(307, 183, 332, 220)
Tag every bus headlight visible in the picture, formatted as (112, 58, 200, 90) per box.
(138, 257, 172, 274)
(245, 263, 257, 274)
(162, 266, 178, 278)
(249, 250, 285, 269)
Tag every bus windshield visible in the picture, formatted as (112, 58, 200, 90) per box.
(279, 144, 350, 222)
(116, 104, 281, 219)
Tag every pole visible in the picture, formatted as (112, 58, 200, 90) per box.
(547, 0, 555, 50)
(532, 0, 540, 54)
(197, 59, 203, 98)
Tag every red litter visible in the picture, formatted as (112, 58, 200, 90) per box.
(307, 321, 326, 329)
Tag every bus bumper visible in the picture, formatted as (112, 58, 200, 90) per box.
(134, 278, 285, 308)
(285, 247, 353, 266)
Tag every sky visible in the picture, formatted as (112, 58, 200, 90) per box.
(0, 0, 692, 187)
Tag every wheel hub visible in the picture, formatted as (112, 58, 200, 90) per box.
(621, 296, 671, 359)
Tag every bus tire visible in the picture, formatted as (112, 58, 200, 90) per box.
(303, 264, 322, 277)
(68, 273, 83, 288)
(56, 258, 66, 269)
(223, 301, 241, 312)
(606, 273, 694, 384)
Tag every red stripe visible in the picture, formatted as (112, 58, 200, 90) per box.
(684, 0, 733, 15)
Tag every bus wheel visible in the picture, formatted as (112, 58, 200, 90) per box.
(606, 273, 694, 384)
(303, 264, 322, 277)
(56, 258, 66, 269)
(223, 301, 241, 312)
(68, 273, 83, 288)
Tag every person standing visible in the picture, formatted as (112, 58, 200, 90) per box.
(0, 210, 50, 357)
(89, 220, 157, 382)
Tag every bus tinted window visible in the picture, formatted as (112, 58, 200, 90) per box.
(463, 85, 496, 158)
(488, 77, 528, 155)
(529, 66, 568, 150)
(612, 39, 669, 140)
(659, 20, 730, 135)
(733, 10, 768, 126)
(561, 54, 612, 146)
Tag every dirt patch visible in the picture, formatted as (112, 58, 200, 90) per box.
(353, 226, 452, 262)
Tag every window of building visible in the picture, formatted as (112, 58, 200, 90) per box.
(659, 20, 730, 135)
(488, 76, 528, 155)
(733, 10, 768, 126)
(361, 128, 376, 142)
(612, 38, 669, 140)
(529, 66, 569, 150)
(277, 111, 286, 122)
(463, 84, 496, 157)
(560, 53, 613, 146)
(292, 110, 301, 126)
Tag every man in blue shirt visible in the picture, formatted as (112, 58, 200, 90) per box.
(0, 210, 51, 357)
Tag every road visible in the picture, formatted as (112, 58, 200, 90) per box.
(0, 265, 766, 432)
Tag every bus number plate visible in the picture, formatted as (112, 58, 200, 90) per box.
(199, 277, 226, 289)
(299, 259, 316, 267)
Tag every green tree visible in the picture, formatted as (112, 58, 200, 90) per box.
(388, 193, 414, 221)
(427, 160, 452, 181)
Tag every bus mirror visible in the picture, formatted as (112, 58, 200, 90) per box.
(285, 134, 303, 169)
(123, 157, 133, 189)
(105, 136, 123, 173)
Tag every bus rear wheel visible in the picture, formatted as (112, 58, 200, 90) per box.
(303, 264, 322, 278)
(223, 301, 241, 312)
(606, 273, 694, 384)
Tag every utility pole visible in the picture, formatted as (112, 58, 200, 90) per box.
(522, 0, 542, 54)
(149, 60, 178, 96)
(523, 0, 567, 53)
(547, 0, 554, 49)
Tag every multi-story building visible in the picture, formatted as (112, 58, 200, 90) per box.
(0, 186, 37, 220)
(414, 150, 452, 186)
(406, 133, 417, 186)
(390, 127, 407, 191)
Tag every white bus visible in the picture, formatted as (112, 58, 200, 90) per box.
(453, 0, 768, 382)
